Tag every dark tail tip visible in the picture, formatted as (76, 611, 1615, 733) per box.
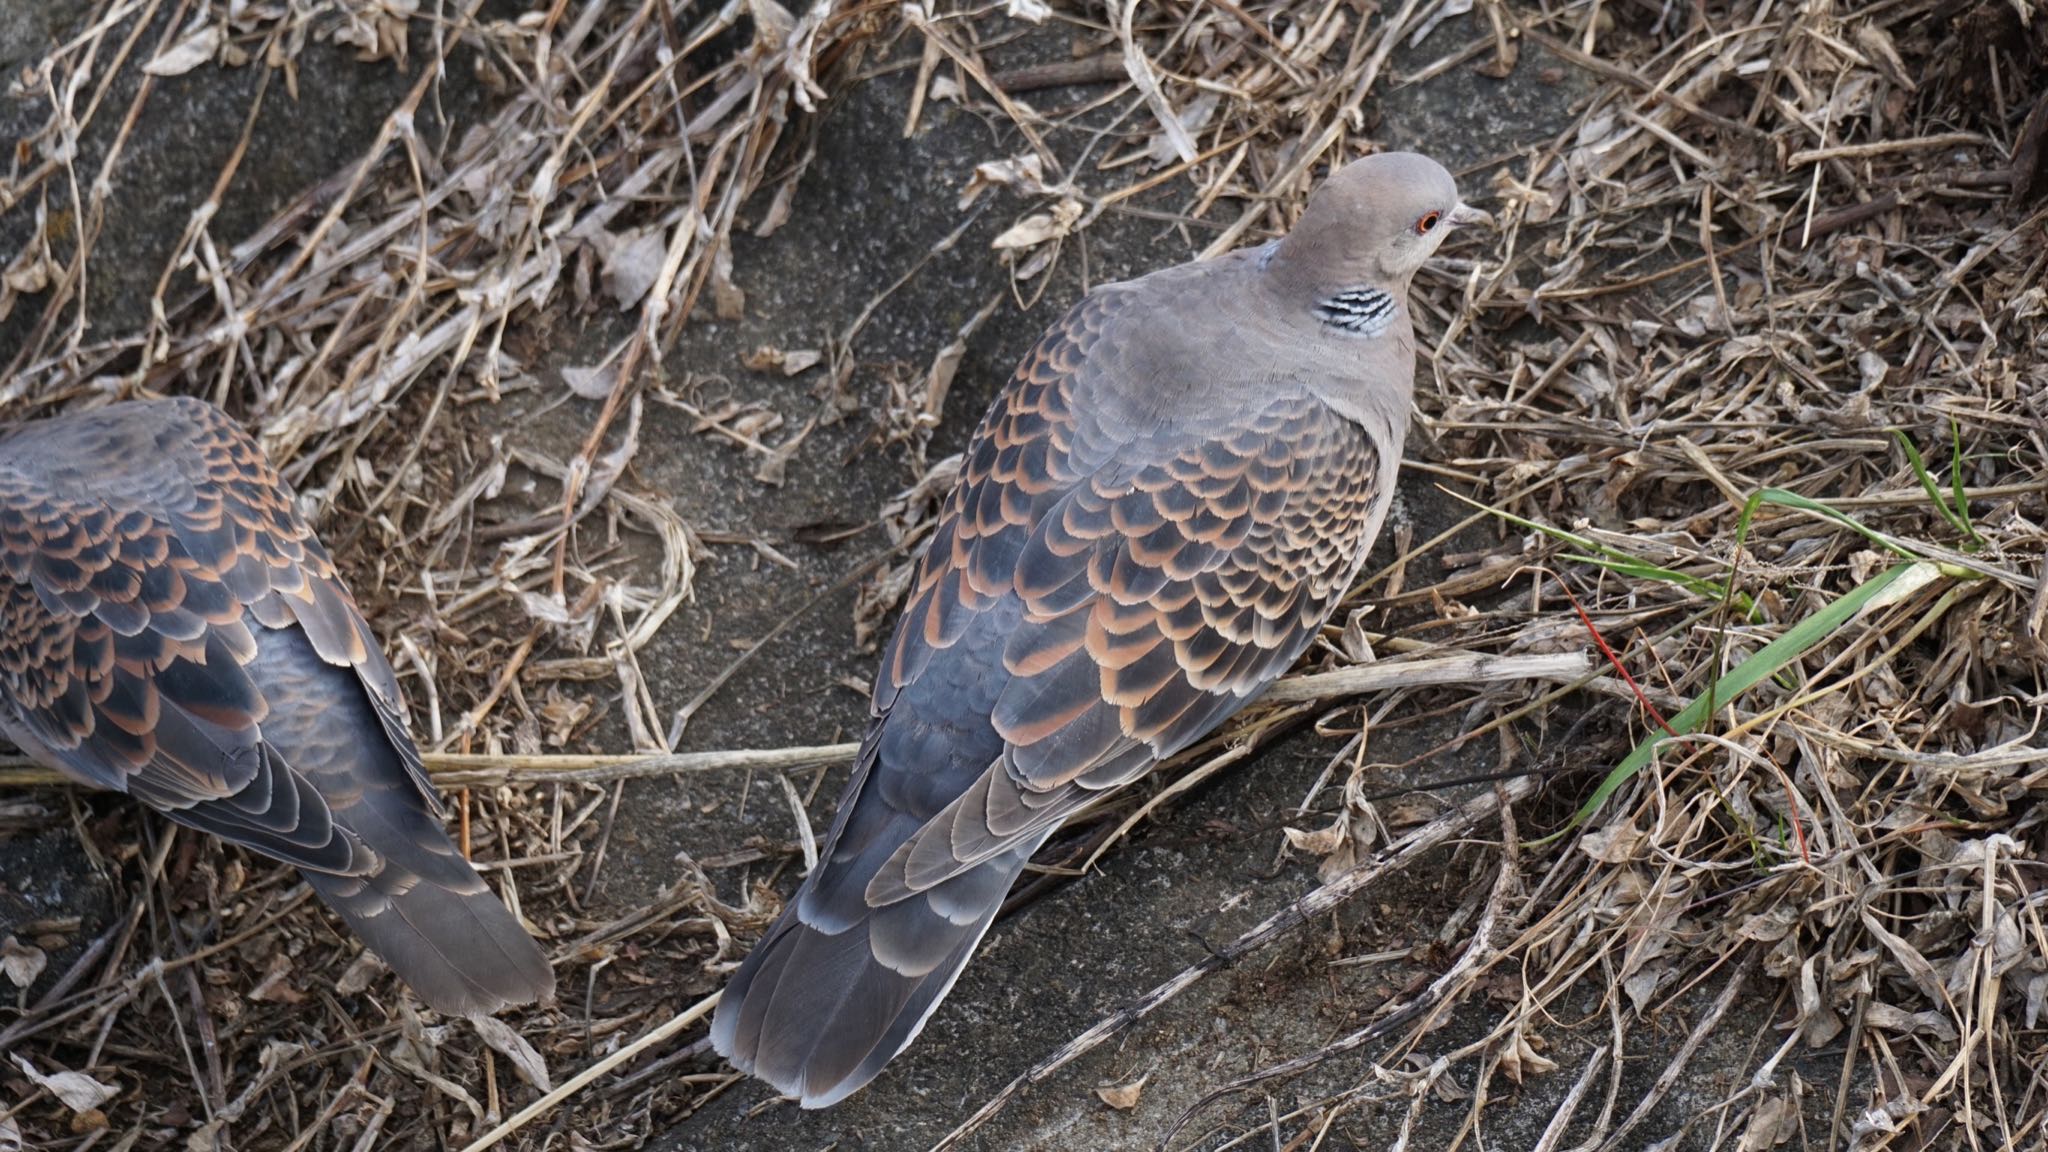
(308, 865, 554, 1017)
(711, 907, 992, 1109)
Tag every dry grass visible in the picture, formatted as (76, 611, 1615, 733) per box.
(1, 0, 2045, 1149)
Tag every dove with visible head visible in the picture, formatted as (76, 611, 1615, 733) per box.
(711, 151, 1488, 1106)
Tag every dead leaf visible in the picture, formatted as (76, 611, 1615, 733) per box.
(600, 226, 668, 309)
(1622, 963, 1672, 1013)
(1283, 821, 1346, 856)
(1096, 1074, 1147, 1110)
(741, 346, 823, 376)
(712, 238, 745, 320)
(755, 417, 817, 486)
(961, 154, 1051, 209)
(143, 21, 222, 76)
(992, 199, 1083, 251)
(1862, 1001, 1959, 1042)
(335, 949, 386, 996)
(1735, 905, 1799, 943)
(1, 936, 46, 989)
(2, 249, 50, 295)
(1497, 1030, 1556, 1083)
(1145, 91, 1218, 165)
(561, 363, 619, 401)
(1860, 906, 1946, 1003)
(1736, 1092, 1800, 1150)
(470, 1014, 553, 1091)
(1578, 819, 1645, 864)
(247, 952, 307, 1005)
(11, 1056, 117, 1115)
(1795, 953, 1842, 1047)
(1851, 24, 1915, 91)
(538, 685, 593, 746)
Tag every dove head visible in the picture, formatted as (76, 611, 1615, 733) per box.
(1263, 152, 1487, 333)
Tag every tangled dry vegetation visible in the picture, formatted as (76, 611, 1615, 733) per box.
(1, 0, 2045, 1149)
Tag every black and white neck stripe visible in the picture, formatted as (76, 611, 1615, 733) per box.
(1315, 286, 1398, 338)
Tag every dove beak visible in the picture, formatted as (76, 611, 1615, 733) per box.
(1447, 202, 1495, 230)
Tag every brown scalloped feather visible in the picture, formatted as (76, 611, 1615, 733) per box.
(0, 397, 552, 1016)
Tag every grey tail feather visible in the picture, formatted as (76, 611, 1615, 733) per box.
(237, 622, 554, 1017)
(711, 857, 1029, 1109)
(305, 858, 555, 1017)
(304, 793, 555, 1016)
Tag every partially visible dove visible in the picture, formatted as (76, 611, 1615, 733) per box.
(712, 151, 1490, 1106)
(0, 397, 554, 1016)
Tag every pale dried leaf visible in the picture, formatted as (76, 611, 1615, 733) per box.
(335, 949, 386, 996)
(961, 154, 1050, 209)
(0, 936, 46, 989)
(601, 226, 668, 309)
(1283, 821, 1346, 857)
(1795, 954, 1842, 1047)
(1852, 25, 1916, 91)
(11, 1056, 117, 1114)
(755, 417, 816, 487)
(1095, 1074, 1147, 1110)
(247, 952, 307, 1005)
(1622, 963, 1671, 1013)
(469, 1015, 553, 1091)
(1737, 1092, 1800, 1151)
(1862, 1002, 1959, 1042)
(561, 363, 619, 400)
(712, 238, 745, 320)
(1578, 820, 1645, 864)
(1735, 905, 1799, 943)
(991, 200, 1083, 251)
(1859, 906, 1945, 1002)
(741, 346, 822, 376)
(143, 22, 222, 76)
(1497, 1030, 1556, 1084)
(2, 251, 50, 296)
(1146, 92, 1218, 165)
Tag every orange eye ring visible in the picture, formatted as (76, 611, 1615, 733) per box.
(1416, 211, 1441, 234)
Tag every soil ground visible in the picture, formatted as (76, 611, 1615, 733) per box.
(0, 4, 1881, 1150)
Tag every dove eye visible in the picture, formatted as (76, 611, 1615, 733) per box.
(1416, 211, 1441, 234)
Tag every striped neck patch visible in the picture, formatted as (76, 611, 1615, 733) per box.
(1315, 286, 1398, 337)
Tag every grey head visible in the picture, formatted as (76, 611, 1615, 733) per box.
(1261, 152, 1489, 336)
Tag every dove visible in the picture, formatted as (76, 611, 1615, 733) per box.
(711, 151, 1489, 1107)
(0, 396, 554, 1016)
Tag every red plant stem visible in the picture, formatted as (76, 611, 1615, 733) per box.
(1559, 580, 1809, 863)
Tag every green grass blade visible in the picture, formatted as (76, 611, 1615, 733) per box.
(1556, 560, 1925, 833)
(1745, 487, 1918, 558)
(1948, 418, 1981, 546)
(1445, 489, 1737, 603)
(1892, 429, 1974, 543)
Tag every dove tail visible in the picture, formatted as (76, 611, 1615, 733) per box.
(244, 624, 554, 1017)
(302, 799, 556, 1017)
(710, 843, 1041, 1109)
